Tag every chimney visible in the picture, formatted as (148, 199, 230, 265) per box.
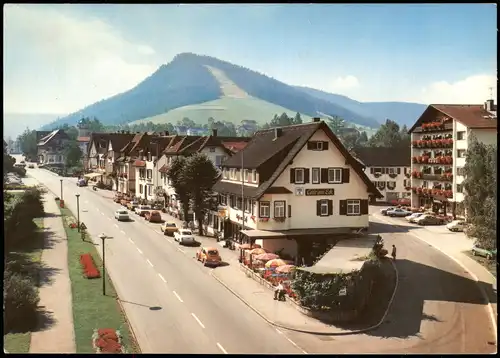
(274, 127, 283, 140)
(313, 117, 321, 123)
(485, 99, 494, 112)
(212, 129, 218, 137)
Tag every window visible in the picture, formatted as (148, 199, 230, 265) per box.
(223, 168, 228, 179)
(252, 170, 257, 183)
(147, 152, 152, 161)
(215, 156, 225, 166)
(373, 167, 382, 174)
(456, 184, 463, 193)
(457, 131, 466, 140)
(328, 168, 342, 183)
(295, 168, 305, 183)
(388, 167, 396, 174)
(139, 184, 143, 194)
(259, 201, 270, 218)
(148, 186, 152, 196)
(147, 169, 153, 178)
(347, 200, 361, 215)
(274, 201, 285, 218)
(244, 199, 250, 212)
(457, 167, 464, 176)
(209, 147, 216, 152)
(319, 200, 329, 216)
(307, 141, 328, 151)
(243, 169, 248, 182)
(457, 149, 466, 158)
(139, 169, 145, 178)
(220, 194, 227, 206)
(312, 168, 320, 184)
(422, 181, 428, 188)
(236, 198, 242, 210)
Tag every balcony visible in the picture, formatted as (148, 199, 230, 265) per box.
(412, 155, 453, 165)
(414, 121, 453, 133)
(411, 187, 453, 198)
(412, 138, 453, 149)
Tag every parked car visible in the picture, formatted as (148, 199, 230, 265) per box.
(127, 201, 139, 211)
(114, 209, 130, 221)
(174, 229, 196, 245)
(14, 163, 26, 168)
(161, 222, 179, 236)
(415, 214, 445, 226)
(446, 220, 467, 232)
(406, 212, 424, 223)
(471, 245, 496, 260)
(28, 164, 35, 169)
(196, 247, 222, 267)
(387, 208, 412, 217)
(135, 205, 151, 217)
(145, 210, 162, 223)
(380, 207, 394, 216)
(77, 179, 87, 187)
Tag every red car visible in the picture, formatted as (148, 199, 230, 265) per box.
(145, 210, 162, 223)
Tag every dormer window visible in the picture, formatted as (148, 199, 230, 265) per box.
(252, 170, 257, 183)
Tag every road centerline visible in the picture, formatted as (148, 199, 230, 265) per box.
(146, 259, 154, 267)
(217, 343, 228, 354)
(173, 291, 183, 303)
(158, 273, 167, 283)
(136, 247, 143, 255)
(191, 313, 205, 329)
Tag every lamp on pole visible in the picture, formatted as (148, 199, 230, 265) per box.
(60, 179, 63, 200)
(75, 194, 81, 232)
(98, 233, 108, 296)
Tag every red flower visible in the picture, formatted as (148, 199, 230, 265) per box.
(80, 253, 101, 279)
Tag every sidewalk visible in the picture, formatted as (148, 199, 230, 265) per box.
(30, 192, 76, 353)
(373, 212, 497, 329)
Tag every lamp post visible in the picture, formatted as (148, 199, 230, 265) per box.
(98, 233, 108, 296)
(60, 179, 63, 200)
(75, 194, 81, 232)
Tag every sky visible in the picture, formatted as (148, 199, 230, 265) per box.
(3, 3, 497, 115)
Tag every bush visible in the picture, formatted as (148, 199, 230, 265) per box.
(4, 273, 40, 332)
(80, 253, 101, 279)
(11, 167, 27, 177)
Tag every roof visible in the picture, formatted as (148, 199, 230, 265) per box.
(409, 104, 498, 133)
(107, 133, 136, 152)
(37, 129, 69, 146)
(134, 160, 146, 167)
(212, 181, 259, 198)
(158, 164, 169, 173)
(215, 121, 382, 199)
(353, 147, 411, 167)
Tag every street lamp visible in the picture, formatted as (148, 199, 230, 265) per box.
(75, 194, 80, 232)
(60, 179, 63, 200)
(98, 233, 108, 296)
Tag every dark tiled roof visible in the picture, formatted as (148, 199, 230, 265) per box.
(353, 147, 411, 167)
(108, 133, 136, 153)
(409, 104, 497, 133)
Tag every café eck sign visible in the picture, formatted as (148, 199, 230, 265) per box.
(305, 188, 335, 196)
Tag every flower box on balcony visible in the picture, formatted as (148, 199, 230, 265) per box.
(422, 122, 445, 131)
(273, 217, 286, 223)
(444, 190, 453, 198)
(411, 171, 423, 179)
(440, 173, 453, 181)
(259, 217, 270, 222)
(388, 173, 397, 179)
(405, 186, 411, 191)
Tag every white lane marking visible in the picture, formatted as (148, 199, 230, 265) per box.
(101, 212, 105, 216)
(156, 230, 163, 235)
(120, 230, 126, 235)
(177, 247, 185, 253)
(275, 328, 308, 354)
(136, 247, 143, 255)
(146, 259, 154, 267)
(128, 238, 134, 244)
(114, 224, 119, 228)
(173, 291, 183, 303)
(216, 343, 228, 354)
(158, 273, 166, 283)
(191, 313, 205, 329)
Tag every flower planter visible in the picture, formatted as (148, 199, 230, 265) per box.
(80, 253, 101, 279)
(92, 328, 125, 353)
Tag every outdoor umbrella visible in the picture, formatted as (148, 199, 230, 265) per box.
(255, 253, 279, 262)
(275, 264, 296, 274)
(249, 248, 267, 256)
(265, 258, 287, 268)
(239, 243, 261, 250)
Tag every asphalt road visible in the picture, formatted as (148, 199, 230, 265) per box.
(26, 167, 304, 354)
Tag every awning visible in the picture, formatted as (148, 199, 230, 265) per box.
(134, 160, 146, 167)
(84, 172, 103, 179)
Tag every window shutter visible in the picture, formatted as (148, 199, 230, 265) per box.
(327, 200, 333, 216)
(322, 141, 329, 150)
(360, 199, 368, 215)
(307, 142, 314, 150)
(381, 168, 385, 174)
(339, 200, 347, 215)
(258, 202, 262, 217)
(321, 168, 328, 183)
(397, 168, 401, 174)
(290, 168, 296, 183)
(288, 205, 291, 218)
(342, 168, 350, 183)
(316, 200, 321, 216)
(304, 168, 310, 183)
(370, 167, 374, 174)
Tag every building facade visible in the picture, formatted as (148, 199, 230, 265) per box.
(37, 130, 70, 166)
(409, 101, 497, 217)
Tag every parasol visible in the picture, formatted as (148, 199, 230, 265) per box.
(265, 258, 287, 268)
(249, 248, 267, 256)
(255, 253, 279, 262)
(275, 264, 296, 274)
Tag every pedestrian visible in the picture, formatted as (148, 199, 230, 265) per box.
(391, 244, 397, 260)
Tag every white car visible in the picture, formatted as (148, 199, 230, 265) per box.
(134, 205, 151, 216)
(446, 220, 466, 232)
(406, 212, 424, 223)
(114, 209, 130, 221)
(174, 229, 196, 245)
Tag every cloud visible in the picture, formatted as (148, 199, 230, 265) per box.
(330, 75, 360, 90)
(419, 74, 497, 104)
(3, 4, 159, 114)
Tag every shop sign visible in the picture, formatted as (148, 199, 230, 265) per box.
(305, 188, 335, 196)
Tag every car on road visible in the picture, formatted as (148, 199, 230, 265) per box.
(387, 208, 412, 217)
(14, 163, 26, 168)
(135, 205, 151, 217)
(415, 214, 445, 226)
(406, 212, 424, 223)
(174, 229, 196, 245)
(161, 222, 178, 236)
(145, 210, 162, 223)
(127, 201, 139, 211)
(114, 209, 130, 221)
(380, 207, 394, 216)
(471, 245, 496, 260)
(446, 220, 467, 232)
(77, 179, 87, 187)
(196, 247, 222, 267)
(28, 164, 35, 169)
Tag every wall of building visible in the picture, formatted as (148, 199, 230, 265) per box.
(363, 166, 411, 203)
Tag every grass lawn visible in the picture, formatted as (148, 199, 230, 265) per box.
(3, 217, 44, 353)
(58, 203, 140, 353)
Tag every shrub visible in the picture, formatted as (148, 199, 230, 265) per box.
(80, 253, 101, 279)
(11, 167, 27, 177)
(93, 328, 124, 353)
(3, 272, 40, 332)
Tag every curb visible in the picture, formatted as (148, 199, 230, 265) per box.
(116, 298, 142, 354)
(375, 213, 497, 346)
(210, 259, 399, 336)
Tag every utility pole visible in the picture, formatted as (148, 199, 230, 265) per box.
(76, 194, 80, 232)
(240, 151, 245, 243)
